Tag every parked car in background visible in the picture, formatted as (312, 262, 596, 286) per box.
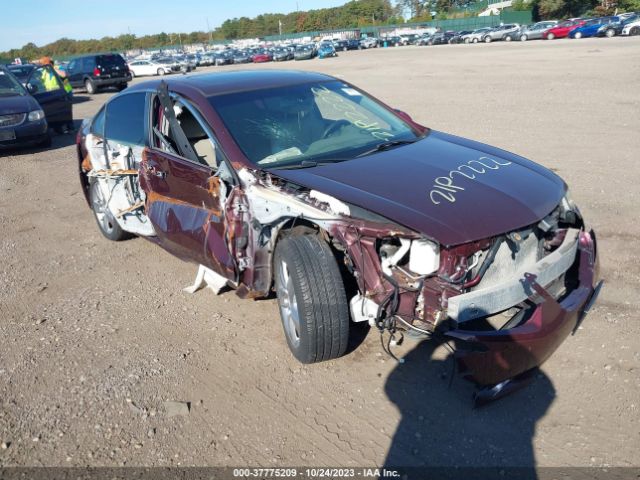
(382, 36, 403, 47)
(0, 65, 73, 147)
(232, 50, 252, 64)
(294, 45, 315, 60)
(621, 15, 640, 35)
(448, 30, 473, 44)
(0, 66, 51, 148)
(569, 17, 618, 38)
(544, 19, 586, 39)
(76, 71, 600, 403)
(66, 53, 131, 94)
(426, 31, 456, 45)
(399, 33, 421, 45)
(462, 28, 493, 43)
(273, 48, 294, 62)
(173, 55, 196, 72)
(129, 59, 177, 77)
(318, 43, 337, 58)
(482, 24, 520, 42)
(251, 50, 273, 63)
(415, 34, 434, 45)
(5, 64, 36, 85)
(516, 21, 558, 41)
(334, 39, 360, 51)
(359, 37, 378, 49)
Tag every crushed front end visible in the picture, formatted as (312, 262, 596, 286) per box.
(342, 196, 601, 390)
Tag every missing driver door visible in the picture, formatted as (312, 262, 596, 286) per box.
(139, 85, 236, 280)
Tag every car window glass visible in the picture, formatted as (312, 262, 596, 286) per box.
(29, 66, 63, 93)
(84, 57, 96, 70)
(105, 92, 146, 146)
(68, 60, 76, 71)
(91, 106, 106, 136)
(210, 80, 418, 168)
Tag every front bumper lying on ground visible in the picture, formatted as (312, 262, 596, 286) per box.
(446, 229, 600, 386)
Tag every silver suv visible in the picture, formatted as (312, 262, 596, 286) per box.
(482, 24, 520, 42)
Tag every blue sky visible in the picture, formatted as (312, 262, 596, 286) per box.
(0, 0, 348, 51)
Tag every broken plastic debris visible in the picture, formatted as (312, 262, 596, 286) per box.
(183, 265, 229, 295)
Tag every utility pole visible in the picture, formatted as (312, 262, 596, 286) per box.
(279, 19, 283, 36)
(206, 18, 213, 43)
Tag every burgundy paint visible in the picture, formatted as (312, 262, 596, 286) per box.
(446, 230, 599, 386)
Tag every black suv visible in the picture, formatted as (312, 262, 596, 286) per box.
(66, 54, 131, 95)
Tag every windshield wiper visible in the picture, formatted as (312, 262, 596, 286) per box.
(356, 139, 419, 158)
(268, 159, 347, 170)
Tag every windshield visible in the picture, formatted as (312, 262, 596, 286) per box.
(0, 69, 26, 97)
(98, 54, 126, 67)
(209, 80, 422, 169)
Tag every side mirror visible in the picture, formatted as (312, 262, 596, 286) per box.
(26, 83, 38, 94)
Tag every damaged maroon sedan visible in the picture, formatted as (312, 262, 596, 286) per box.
(77, 71, 601, 399)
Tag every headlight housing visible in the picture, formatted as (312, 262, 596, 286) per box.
(28, 110, 45, 122)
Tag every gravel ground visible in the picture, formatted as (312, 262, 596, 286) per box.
(1, 37, 639, 469)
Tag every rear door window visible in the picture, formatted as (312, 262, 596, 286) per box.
(105, 92, 147, 146)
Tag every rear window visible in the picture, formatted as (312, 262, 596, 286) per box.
(97, 54, 126, 67)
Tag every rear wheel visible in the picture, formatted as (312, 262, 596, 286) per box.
(505, 35, 512, 42)
(273, 234, 349, 364)
(574, 31, 583, 39)
(473, 38, 479, 44)
(631, 26, 640, 36)
(547, 32, 555, 40)
(157, 68, 166, 76)
(116, 83, 127, 91)
(605, 29, 615, 37)
(520, 34, 528, 41)
(484, 35, 492, 43)
(90, 182, 132, 241)
(85, 78, 96, 95)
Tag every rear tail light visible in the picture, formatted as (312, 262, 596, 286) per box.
(93, 67, 101, 76)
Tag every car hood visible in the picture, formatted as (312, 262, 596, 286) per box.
(271, 130, 565, 246)
(0, 93, 38, 115)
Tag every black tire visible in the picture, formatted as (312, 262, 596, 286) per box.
(85, 78, 96, 95)
(157, 68, 165, 76)
(273, 234, 349, 363)
(89, 182, 131, 241)
(631, 27, 640, 36)
(116, 83, 127, 91)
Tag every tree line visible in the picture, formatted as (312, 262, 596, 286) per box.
(1, 0, 400, 60)
(2, 0, 639, 60)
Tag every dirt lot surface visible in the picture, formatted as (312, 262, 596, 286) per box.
(1, 38, 639, 469)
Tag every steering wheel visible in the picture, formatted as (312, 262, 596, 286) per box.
(322, 120, 351, 139)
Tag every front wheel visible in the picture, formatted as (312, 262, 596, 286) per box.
(274, 234, 349, 364)
(90, 182, 132, 241)
(484, 36, 492, 43)
(472, 38, 479, 44)
(605, 29, 615, 38)
(574, 32, 583, 39)
(631, 27, 640, 36)
(505, 35, 512, 42)
(520, 34, 528, 41)
(547, 33, 555, 40)
(157, 68, 166, 76)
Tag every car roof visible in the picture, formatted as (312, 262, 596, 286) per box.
(128, 70, 334, 97)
